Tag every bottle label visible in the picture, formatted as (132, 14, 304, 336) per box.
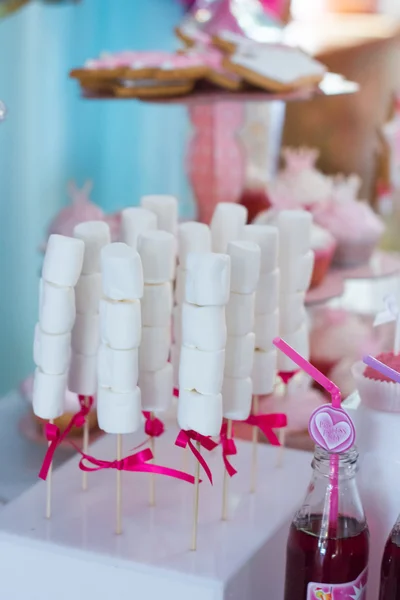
(307, 567, 368, 599)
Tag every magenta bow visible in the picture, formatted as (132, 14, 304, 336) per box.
(245, 413, 287, 446)
(38, 395, 94, 481)
(175, 429, 218, 484)
(220, 423, 237, 477)
(143, 412, 165, 438)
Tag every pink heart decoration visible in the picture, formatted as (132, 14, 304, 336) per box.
(308, 406, 355, 453)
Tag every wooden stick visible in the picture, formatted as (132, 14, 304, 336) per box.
(191, 442, 201, 551)
(82, 396, 90, 491)
(46, 419, 54, 519)
(116, 434, 122, 535)
(221, 419, 233, 521)
(149, 412, 156, 507)
(250, 395, 259, 493)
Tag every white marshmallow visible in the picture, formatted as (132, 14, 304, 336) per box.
(34, 325, 71, 375)
(101, 243, 143, 301)
(138, 230, 176, 284)
(280, 250, 314, 293)
(252, 349, 277, 395)
(68, 352, 97, 396)
(139, 363, 173, 413)
(121, 207, 157, 249)
(280, 292, 306, 335)
(278, 324, 309, 372)
(42, 234, 84, 288)
(186, 253, 230, 307)
(254, 309, 279, 352)
(225, 333, 255, 379)
(73, 221, 110, 275)
(39, 279, 76, 335)
(139, 326, 171, 372)
(177, 389, 222, 436)
(227, 240, 261, 294)
(255, 269, 279, 315)
(71, 313, 100, 356)
(222, 377, 252, 421)
(141, 283, 173, 327)
(75, 273, 102, 314)
(172, 304, 182, 344)
(210, 203, 248, 253)
(98, 343, 138, 392)
(100, 298, 141, 350)
(181, 303, 226, 351)
(33, 368, 67, 419)
(242, 225, 278, 274)
(277, 210, 312, 257)
(175, 266, 187, 304)
(179, 345, 225, 395)
(141, 194, 178, 235)
(226, 292, 255, 336)
(171, 343, 180, 389)
(177, 221, 212, 268)
(97, 386, 142, 434)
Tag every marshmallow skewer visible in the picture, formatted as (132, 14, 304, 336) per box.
(98, 243, 144, 534)
(276, 211, 313, 466)
(138, 230, 176, 506)
(242, 225, 279, 492)
(222, 241, 260, 518)
(33, 234, 84, 518)
(178, 252, 230, 550)
(73, 221, 110, 491)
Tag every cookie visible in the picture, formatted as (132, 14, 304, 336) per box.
(175, 23, 210, 48)
(113, 79, 195, 99)
(153, 53, 208, 81)
(223, 44, 326, 92)
(212, 29, 282, 54)
(180, 46, 243, 91)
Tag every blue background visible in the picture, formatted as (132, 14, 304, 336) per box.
(0, 0, 193, 394)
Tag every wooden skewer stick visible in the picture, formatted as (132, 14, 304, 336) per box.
(116, 434, 122, 535)
(82, 396, 90, 491)
(46, 419, 54, 519)
(221, 419, 233, 521)
(191, 441, 201, 551)
(250, 395, 259, 493)
(149, 412, 156, 507)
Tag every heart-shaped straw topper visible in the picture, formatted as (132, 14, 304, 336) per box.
(374, 294, 400, 354)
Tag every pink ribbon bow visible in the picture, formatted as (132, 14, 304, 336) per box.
(245, 413, 287, 446)
(78, 446, 196, 484)
(175, 429, 218, 484)
(278, 370, 299, 385)
(173, 388, 179, 398)
(38, 395, 94, 481)
(220, 423, 237, 477)
(143, 412, 165, 438)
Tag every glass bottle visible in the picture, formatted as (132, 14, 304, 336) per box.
(284, 446, 369, 600)
(380, 517, 400, 599)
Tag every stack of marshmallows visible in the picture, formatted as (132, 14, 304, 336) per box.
(242, 225, 280, 395)
(138, 230, 175, 414)
(178, 252, 231, 437)
(69, 222, 111, 398)
(277, 210, 313, 371)
(97, 243, 143, 434)
(33, 234, 84, 420)
(222, 241, 261, 420)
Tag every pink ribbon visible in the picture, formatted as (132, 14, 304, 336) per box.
(78, 446, 196, 484)
(142, 412, 165, 438)
(175, 429, 217, 484)
(245, 413, 287, 446)
(220, 423, 237, 477)
(278, 370, 299, 385)
(38, 395, 94, 481)
(173, 388, 179, 398)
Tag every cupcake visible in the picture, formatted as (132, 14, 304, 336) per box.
(310, 223, 336, 288)
(312, 175, 385, 267)
(20, 374, 98, 435)
(352, 352, 400, 412)
(266, 147, 333, 211)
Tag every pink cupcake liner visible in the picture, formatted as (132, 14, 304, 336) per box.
(352, 360, 400, 413)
